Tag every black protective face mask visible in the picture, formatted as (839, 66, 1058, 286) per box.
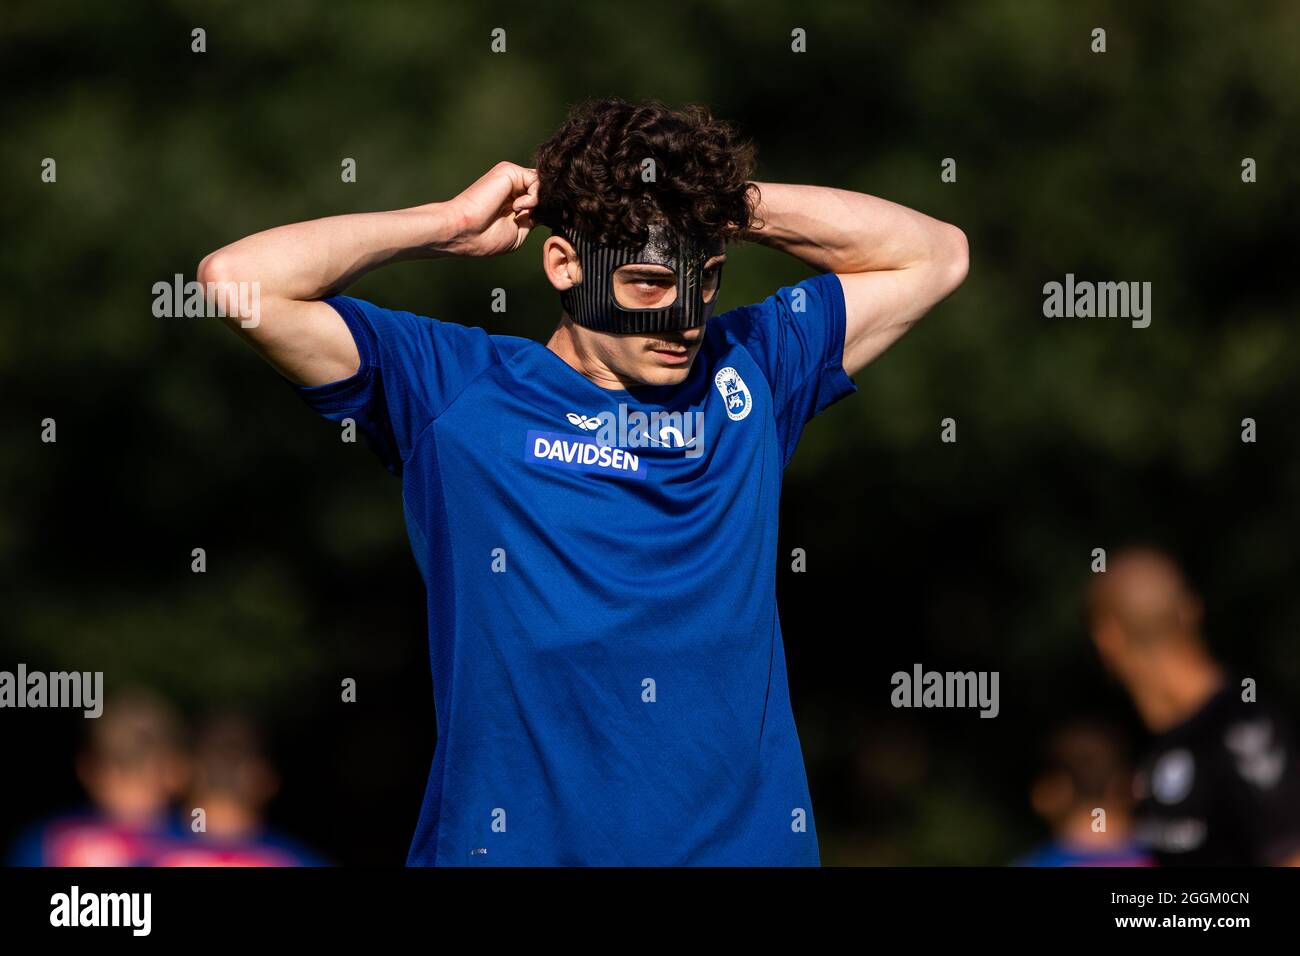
(556, 223, 726, 334)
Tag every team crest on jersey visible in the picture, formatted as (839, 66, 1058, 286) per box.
(714, 367, 752, 421)
(1151, 748, 1195, 805)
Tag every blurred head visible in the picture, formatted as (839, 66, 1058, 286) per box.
(75, 689, 187, 825)
(1031, 720, 1134, 833)
(533, 97, 759, 387)
(1086, 546, 1207, 688)
(189, 715, 279, 820)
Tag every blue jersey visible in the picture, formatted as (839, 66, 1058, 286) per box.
(5, 808, 186, 867)
(294, 273, 857, 865)
(149, 821, 326, 867)
(1015, 840, 1155, 867)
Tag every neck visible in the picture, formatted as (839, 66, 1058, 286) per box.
(1057, 806, 1132, 850)
(546, 316, 632, 391)
(1127, 646, 1223, 733)
(192, 795, 263, 840)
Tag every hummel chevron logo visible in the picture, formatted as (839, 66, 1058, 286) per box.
(565, 412, 602, 431)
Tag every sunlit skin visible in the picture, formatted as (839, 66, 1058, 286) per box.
(75, 753, 189, 827)
(544, 235, 725, 389)
(198, 160, 968, 398)
(1085, 548, 1223, 734)
(189, 762, 280, 840)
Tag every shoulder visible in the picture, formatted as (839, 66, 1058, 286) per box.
(323, 295, 504, 365)
(708, 273, 845, 345)
(486, 332, 540, 362)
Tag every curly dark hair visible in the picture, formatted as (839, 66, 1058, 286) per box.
(532, 97, 760, 247)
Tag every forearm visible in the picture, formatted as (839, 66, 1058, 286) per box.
(198, 202, 464, 301)
(742, 182, 960, 275)
(194, 162, 538, 388)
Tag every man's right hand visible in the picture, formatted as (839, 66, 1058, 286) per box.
(442, 162, 540, 258)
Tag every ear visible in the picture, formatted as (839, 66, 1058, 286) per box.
(243, 760, 281, 806)
(74, 753, 96, 791)
(542, 235, 582, 292)
(1090, 614, 1120, 655)
(1030, 772, 1073, 822)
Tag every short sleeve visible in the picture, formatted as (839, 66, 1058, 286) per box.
(711, 272, 858, 465)
(292, 296, 498, 474)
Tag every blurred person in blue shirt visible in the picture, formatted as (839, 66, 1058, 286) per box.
(1016, 719, 1153, 867)
(151, 714, 324, 866)
(7, 689, 189, 867)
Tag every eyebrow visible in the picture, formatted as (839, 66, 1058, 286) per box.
(618, 265, 675, 278)
(617, 255, 727, 279)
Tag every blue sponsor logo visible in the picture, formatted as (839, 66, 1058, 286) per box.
(525, 430, 648, 480)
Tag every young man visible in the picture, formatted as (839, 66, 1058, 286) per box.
(198, 98, 968, 865)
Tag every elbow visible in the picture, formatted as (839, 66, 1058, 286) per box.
(196, 250, 261, 330)
(196, 250, 234, 288)
(939, 224, 969, 297)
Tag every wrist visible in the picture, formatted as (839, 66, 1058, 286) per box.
(404, 201, 471, 257)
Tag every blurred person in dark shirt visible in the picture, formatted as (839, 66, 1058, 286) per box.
(1016, 719, 1152, 866)
(7, 689, 189, 866)
(1086, 546, 1300, 865)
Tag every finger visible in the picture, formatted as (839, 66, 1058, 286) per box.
(504, 163, 537, 195)
(513, 178, 540, 207)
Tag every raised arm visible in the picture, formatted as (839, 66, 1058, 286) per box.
(740, 182, 968, 377)
(197, 162, 539, 386)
